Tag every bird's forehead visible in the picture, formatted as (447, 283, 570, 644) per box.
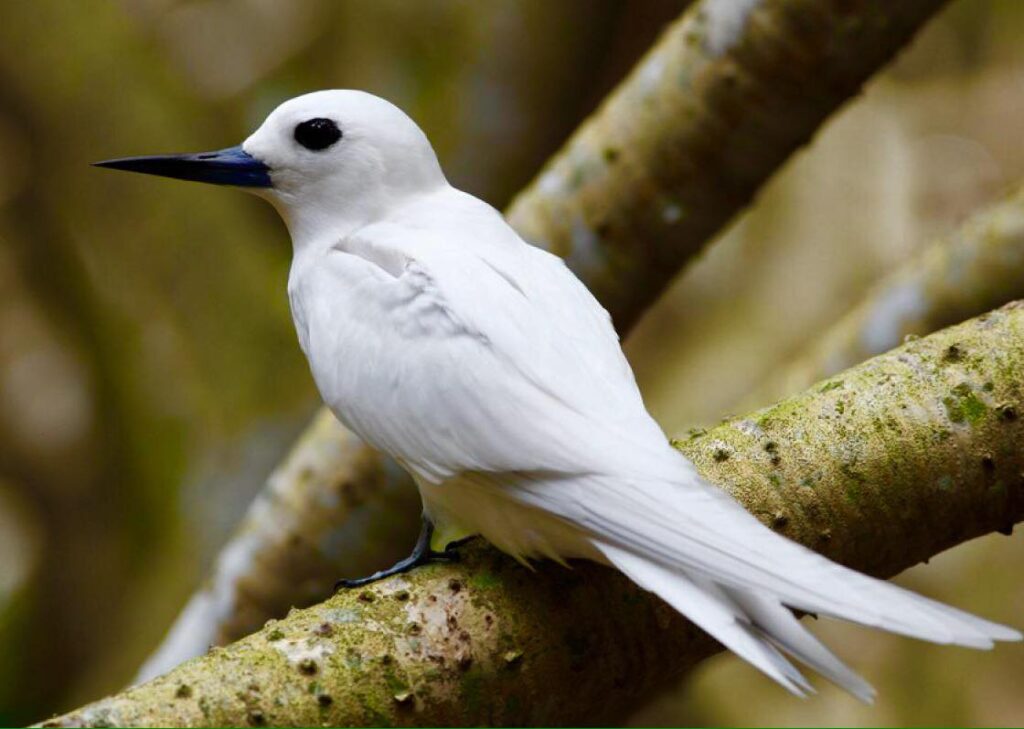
(264, 90, 406, 130)
(244, 92, 351, 158)
(262, 95, 340, 131)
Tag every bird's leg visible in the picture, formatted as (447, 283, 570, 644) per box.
(336, 514, 461, 589)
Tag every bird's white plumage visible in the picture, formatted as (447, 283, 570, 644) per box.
(245, 90, 1019, 699)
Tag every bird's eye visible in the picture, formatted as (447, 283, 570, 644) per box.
(294, 118, 342, 151)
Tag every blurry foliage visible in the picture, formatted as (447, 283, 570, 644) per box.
(0, 0, 1021, 726)
(0, 481, 41, 717)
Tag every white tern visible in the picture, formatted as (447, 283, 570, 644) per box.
(97, 90, 1019, 700)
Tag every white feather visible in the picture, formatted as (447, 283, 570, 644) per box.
(596, 541, 815, 698)
(723, 586, 876, 703)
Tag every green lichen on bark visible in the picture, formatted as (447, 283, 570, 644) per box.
(134, 412, 423, 682)
(44, 303, 1024, 728)
(747, 183, 1024, 407)
(206, 412, 421, 646)
(683, 302, 1024, 577)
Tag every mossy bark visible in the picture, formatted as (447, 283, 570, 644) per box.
(134, 414, 422, 682)
(139, 0, 952, 681)
(45, 303, 1024, 728)
(745, 183, 1024, 408)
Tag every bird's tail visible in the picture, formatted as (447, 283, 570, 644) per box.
(529, 467, 1020, 701)
(595, 541, 875, 701)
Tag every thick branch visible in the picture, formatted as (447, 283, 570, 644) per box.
(47, 303, 1024, 727)
(137, 0, 951, 681)
(506, 0, 949, 330)
(746, 182, 1024, 407)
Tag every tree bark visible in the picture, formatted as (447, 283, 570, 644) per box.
(744, 182, 1024, 407)
(46, 302, 1024, 728)
(137, 0, 952, 682)
(505, 0, 949, 330)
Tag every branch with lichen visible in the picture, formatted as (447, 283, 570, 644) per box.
(47, 302, 1024, 728)
(134, 414, 422, 682)
(745, 182, 1024, 408)
(136, 0, 952, 682)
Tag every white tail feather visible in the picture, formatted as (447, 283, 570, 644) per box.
(597, 542, 814, 698)
(723, 585, 876, 703)
(512, 468, 1021, 699)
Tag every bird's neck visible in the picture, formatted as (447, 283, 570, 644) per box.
(264, 190, 380, 259)
(277, 205, 359, 258)
(273, 184, 444, 261)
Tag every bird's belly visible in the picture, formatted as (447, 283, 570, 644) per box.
(419, 472, 602, 564)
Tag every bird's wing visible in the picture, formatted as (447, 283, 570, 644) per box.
(436, 239, 663, 441)
(307, 206, 669, 483)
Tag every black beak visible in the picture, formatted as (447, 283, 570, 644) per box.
(93, 145, 271, 188)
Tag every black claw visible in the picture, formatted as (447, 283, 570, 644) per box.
(336, 515, 464, 589)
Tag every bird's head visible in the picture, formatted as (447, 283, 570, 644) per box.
(96, 90, 447, 242)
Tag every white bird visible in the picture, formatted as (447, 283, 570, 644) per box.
(97, 90, 1019, 701)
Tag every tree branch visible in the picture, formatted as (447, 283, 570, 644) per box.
(134, 413, 422, 681)
(137, 0, 951, 682)
(47, 302, 1024, 727)
(745, 182, 1024, 407)
(505, 0, 949, 330)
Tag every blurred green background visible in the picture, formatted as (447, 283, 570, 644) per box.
(0, 1, 1021, 726)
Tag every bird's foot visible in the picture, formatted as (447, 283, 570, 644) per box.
(335, 548, 458, 589)
(335, 515, 461, 589)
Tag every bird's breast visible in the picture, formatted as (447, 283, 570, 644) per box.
(287, 254, 465, 474)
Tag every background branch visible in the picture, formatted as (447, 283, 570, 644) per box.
(51, 301, 1024, 728)
(505, 0, 950, 330)
(745, 181, 1024, 407)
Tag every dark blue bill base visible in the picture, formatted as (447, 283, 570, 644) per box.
(94, 145, 271, 187)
